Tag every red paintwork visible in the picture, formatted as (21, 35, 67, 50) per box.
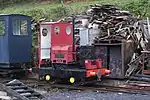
(85, 59, 110, 78)
(38, 24, 42, 68)
(51, 45, 74, 64)
(85, 59, 102, 70)
(51, 22, 75, 64)
(86, 69, 97, 78)
(38, 22, 74, 66)
(86, 68, 110, 78)
(51, 23, 73, 46)
(99, 68, 110, 75)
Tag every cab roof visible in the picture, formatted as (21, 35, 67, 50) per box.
(0, 14, 31, 18)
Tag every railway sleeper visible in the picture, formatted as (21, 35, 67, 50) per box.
(0, 79, 45, 100)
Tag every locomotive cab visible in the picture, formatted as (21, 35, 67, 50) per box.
(0, 14, 32, 76)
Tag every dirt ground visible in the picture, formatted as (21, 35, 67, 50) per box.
(35, 88, 150, 100)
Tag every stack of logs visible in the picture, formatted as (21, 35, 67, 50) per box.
(77, 4, 150, 54)
(85, 4, 141, 42)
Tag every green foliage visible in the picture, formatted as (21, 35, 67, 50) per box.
(50, 5, 71, 20)
(123, 0, 150, 18)
(23, 9, 45, 21)
(21, 5, 71, 21)
(0, 0, 150, 21)
(0, 0, 31, 8)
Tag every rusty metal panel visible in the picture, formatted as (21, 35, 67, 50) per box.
(94, 46, 108, 69)
(93, 40, 135, 79)
(79, 46, 95, 66)
(109, 45, 123, 78)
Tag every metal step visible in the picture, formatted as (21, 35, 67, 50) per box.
(0, 79, 45, 100)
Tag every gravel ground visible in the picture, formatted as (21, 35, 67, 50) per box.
(35, 88, 150, 100)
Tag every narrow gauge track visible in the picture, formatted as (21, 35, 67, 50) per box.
(22, 79, 150, 95)
(0, 78, 45, 100)
(1, 78, 150, 96)
(39, 83, 150, 95)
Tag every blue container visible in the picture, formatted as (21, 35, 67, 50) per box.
(0, 14, 32, 67)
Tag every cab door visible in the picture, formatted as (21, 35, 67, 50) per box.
(39, 25, 51, 65)
(0, 16, 8, 63)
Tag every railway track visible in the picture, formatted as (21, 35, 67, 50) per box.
(0, 78, 150, 100)
(22, 79, 150, 95)
(0, 79, 45, 100)
(37, 83, 150, 95)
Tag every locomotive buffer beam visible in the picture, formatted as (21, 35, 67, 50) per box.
(0, 79, 45, 100)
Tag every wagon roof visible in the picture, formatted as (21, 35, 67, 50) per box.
(0, 14, 31, 18)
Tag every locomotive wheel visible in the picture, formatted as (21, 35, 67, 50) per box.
(68, 77, 83, 85)
(44, 75, 59, 84)
(45, 74, 51, 81)
(69, 77, 76, 84)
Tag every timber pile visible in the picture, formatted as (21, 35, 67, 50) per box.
(77, 4, 150, 52)
(85, 4, 140, 42)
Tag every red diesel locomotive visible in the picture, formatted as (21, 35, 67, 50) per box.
(36, 17, 110, 84)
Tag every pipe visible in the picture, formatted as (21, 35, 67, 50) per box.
(134, 74, 150, 78)
(72, 16, 75, 61)
(129, 76, 150, 82)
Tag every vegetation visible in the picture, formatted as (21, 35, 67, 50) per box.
(124, 0, 150, 18)
(0, 0, 150, 21)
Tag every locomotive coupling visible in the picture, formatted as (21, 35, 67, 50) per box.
(97, 68, 110, 80)
(85, 59, 110, 78)
(99, 68, 111, 75)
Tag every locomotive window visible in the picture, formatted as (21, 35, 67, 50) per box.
(66, 26, 71, 35)
(0, 19, 5, 36)
(54, 26, 60, 34)
(13, 19, 28, 36)
(21, 20, 28, 35)
(42, 28, 48, 36)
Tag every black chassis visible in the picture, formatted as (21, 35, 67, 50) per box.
(0, 63, 29, 78)
(39, 66, 87, 81)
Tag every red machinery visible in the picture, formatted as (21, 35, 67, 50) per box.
(37, 18, 110, 84)
(85, 59, 110, 78)
(51, 22, 75, 64)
